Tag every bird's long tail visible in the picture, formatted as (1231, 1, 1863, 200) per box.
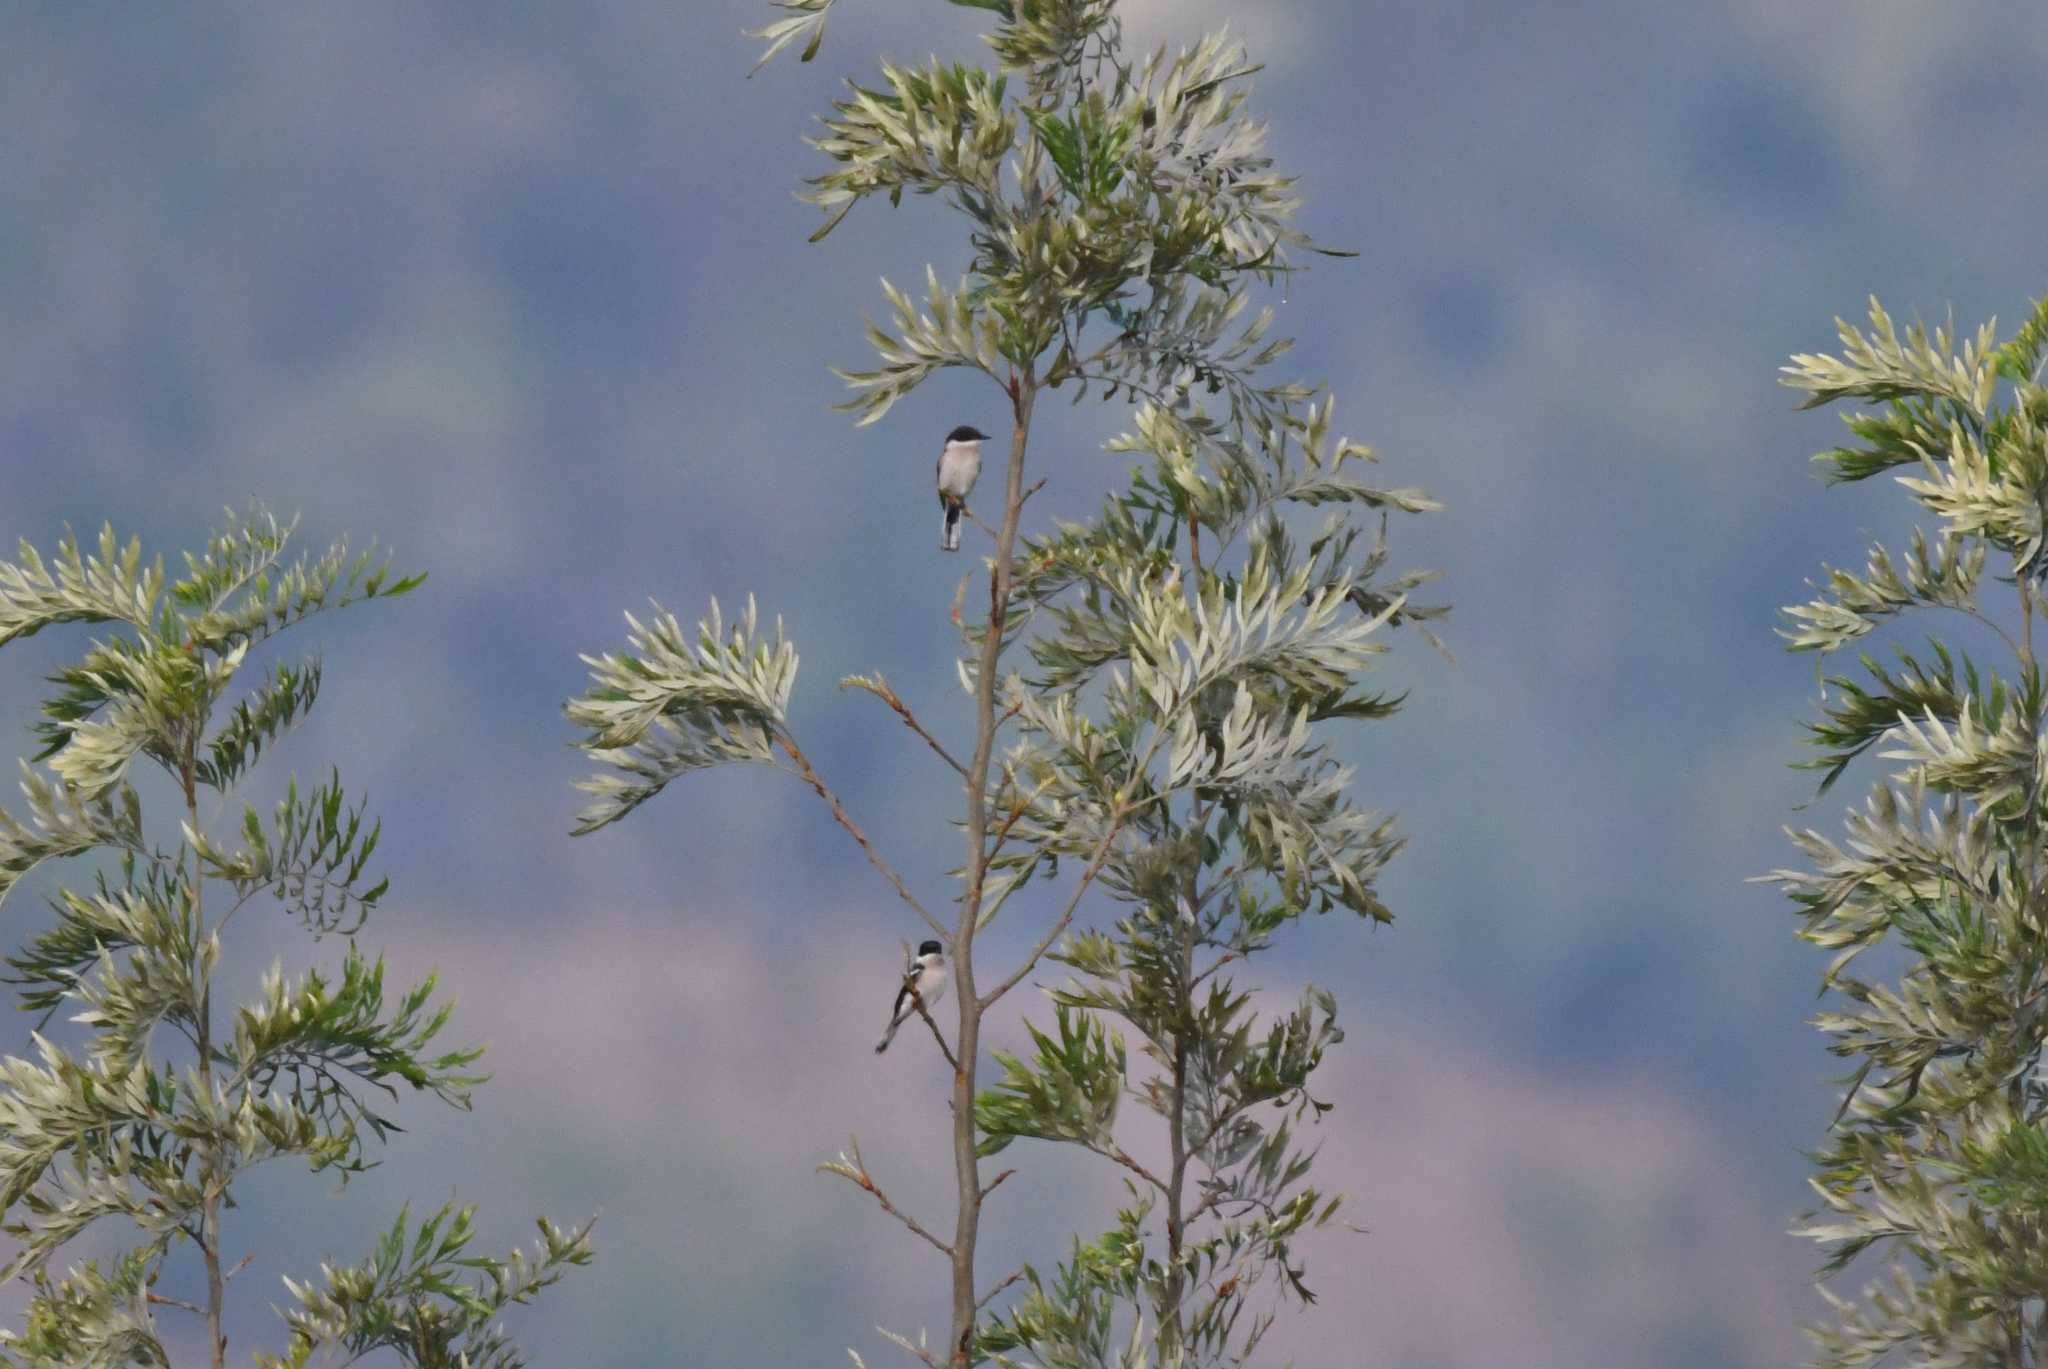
(874, 1016, 901, 1054)
(941, 501, 962, 552)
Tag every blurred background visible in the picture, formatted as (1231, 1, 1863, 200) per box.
(5, 3, 2048, 1365)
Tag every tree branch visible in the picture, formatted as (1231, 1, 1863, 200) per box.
(980, 810, 1126, 1010)
(776, 736, 948, 940)
(821, 1139, 955, 1261)
(846, 675, 968, 777)
(912, 986, 959, 1071)
(976, 1266, 1027, 1312)
(1101, 1143, 1169, 1195)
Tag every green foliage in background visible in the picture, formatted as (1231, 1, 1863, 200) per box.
(1774, 296, 2048, 1367)
(570, 3, 1444, 1366)
(0, 510, 589, 1369)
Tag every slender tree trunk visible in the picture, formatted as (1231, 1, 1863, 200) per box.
(184, 760, 227, 1369)
(949, 375, 1037, 1366)
(1161, 883, 1196, 1359)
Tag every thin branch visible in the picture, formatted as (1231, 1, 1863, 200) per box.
(821, 1139, 955, 1260)
(913, 987, 960, 1071)
(776, 736, 948, 940)
(980, 809, 1127, 1010)
(1188, 950, 1241, 990)
(147, 1292, 205, 1316)
(976, 1266, 1027, 1312)
(2024, 576, 2037, 677)
(1102, 1143, 1169, 1194)
(986, 775, 1057, 860)
(847, 675, 967, 777)
(1937, 600, 2023, 661)
(979, 1169, 1016, 1203)
(876, 1325, 942, 1369)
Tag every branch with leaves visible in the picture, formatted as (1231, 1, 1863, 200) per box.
(1769, 293, 2048, 1369)
(0, 508, 584, 1369)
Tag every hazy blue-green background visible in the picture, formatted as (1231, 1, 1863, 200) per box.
(6, 3, 2048, 1365)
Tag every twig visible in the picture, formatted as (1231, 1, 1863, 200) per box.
(148, 1292, 205, 1315)
(1188, 951, 1240, 990)
(876, 1325, 942, 1369)
(979, 1169, 1016, 1203)
(986, 774, 1056, 859)
(777, 736, 948, 941)
(1190, 1269, 1244, 1337)
(976, 1265, 1027, 1311)
(980, 809, 1127, 1009)
(1103, 1143, 1169, 1194)
(1186, 1185, 1225, 1226)
(912, 986, 960, 1070)
(847, 675, 968, 777)
(821, 1139, 955, 1260)
(223, 1254, 254, 1282)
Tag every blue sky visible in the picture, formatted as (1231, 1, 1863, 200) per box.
(6, 4, 2048, 1365)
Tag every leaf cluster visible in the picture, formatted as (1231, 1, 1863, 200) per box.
(259, 1205, 595, 1369)
(566, 596, 799, 834)
(1773, 296, 2048, 1366)
(0, 509, 580, 1365)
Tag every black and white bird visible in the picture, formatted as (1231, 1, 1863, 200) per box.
(875, 939, 947, 1054)
(936, 425, 990, 552)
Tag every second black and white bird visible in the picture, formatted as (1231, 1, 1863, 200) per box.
(875, 939, 947, 1053)
(936, 425, 990, 552)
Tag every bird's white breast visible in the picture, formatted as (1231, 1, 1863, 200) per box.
(937, 439, 982, 498)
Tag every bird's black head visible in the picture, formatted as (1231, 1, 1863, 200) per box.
(918, 939, 945, 958)
(946, 425, 991, 444)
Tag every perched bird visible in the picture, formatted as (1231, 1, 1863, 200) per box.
(875, 939, 948, 1053)
(936, 425, 990, 551)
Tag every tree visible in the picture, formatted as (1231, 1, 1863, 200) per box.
(0, 510, 590, 1369)
(568, 3, 1444, 1365)
(1772, 296, 2048, 1367)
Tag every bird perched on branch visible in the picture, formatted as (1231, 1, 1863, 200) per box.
(875, 939, 947, 1053)
(936, 425, 990, 551)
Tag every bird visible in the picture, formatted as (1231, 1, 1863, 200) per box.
(875, 939, 947, 1053)
(936, 425, 991, 552)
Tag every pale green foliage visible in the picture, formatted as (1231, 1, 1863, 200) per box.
(583, 5, 1446, 1364)
(191, 768, 389, 934)
(1781, 529, 1985, 656)
(258, 1205, 594, 1369)
(977, 1006, 1127, 1155)
(0, 1250, 167, 1369)
(566, 596, 797, 834)
(800, 21, 1336, 435)
(1771, 296, 2048, 1367)
(0, 508, 580, 1366)
(0, 525, 161, 650)
(745, 0, 835, 73)
(838, 269, 1010, 426)
(0, 769, 143, 912)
